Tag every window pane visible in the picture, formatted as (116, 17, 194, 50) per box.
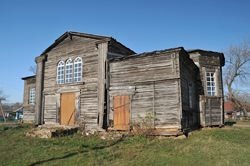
(57, 61, 65, 84)
(29, 88, 36, 104)
(206, 72, 216, 96)
(74, 57, 82, 82)
(65, 59, 73, 83)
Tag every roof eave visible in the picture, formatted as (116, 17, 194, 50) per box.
(109, 38, 136, 55)
(21, 75, 36, 80)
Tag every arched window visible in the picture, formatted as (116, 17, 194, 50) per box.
(65, 58, 73, 83)
(74, 57, 82, 82)
(57, 61, 65, 84)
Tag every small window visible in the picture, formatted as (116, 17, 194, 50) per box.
(57, 61, 65, 84)
(74, 57, 82, 82)
(206, 72, 216, 96)
(29, 88, 35, 105)
(65, 59, 73, 83)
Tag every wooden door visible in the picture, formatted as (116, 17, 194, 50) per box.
(113, 96, 130, 130)
(60, 93, 75, 125)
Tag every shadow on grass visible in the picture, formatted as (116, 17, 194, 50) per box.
(224, 121, 236, 126)
(29, 134, 126, 166)
(29, 152, 78, 166)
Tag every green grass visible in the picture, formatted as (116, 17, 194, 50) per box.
(1, 121, 250, 166)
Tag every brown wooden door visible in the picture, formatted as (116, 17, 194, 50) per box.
(113, 96, 130, 130)
(60, 93, 75, 125)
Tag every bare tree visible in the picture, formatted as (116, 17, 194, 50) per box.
(0, 90, 6, 102)
(232, 91, 250, 115)
(29, 65, 36, 74)
(224, 40, 250, 115)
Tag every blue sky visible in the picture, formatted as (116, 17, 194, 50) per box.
(0, 0, 250, 103)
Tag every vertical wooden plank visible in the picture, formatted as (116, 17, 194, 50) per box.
(125, 96, 130, 130)
(221, 97, 224, 125)
(130, 95, 132, 127)
(152, 82, 155, 127)
(209, 98, 212, 126)
(113, 95, 130, 130)
(120, 96, 123, 128)
(35, 55, 47, 125)
(97, 42, 108, 128)
(106, 59, 110, 127)
(60, 93, 75, 125)
(113, 96, 119, 129)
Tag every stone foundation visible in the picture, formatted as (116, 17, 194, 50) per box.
(26, 124, 78, 138)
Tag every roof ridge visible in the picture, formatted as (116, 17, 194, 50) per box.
(40, 31, 112, 56)
(68, 31, 111, 39)
(111, 46, 184, 61)
(134, 47, 184, 56)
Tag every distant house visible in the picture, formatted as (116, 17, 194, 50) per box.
(0, 102, 23, 121)
(224, 101, 235, 119)
(22, 31, 225, 134)
(13, 107, 23, 120)
(224, 100, 250, 119)
(8, 107, 23, 121)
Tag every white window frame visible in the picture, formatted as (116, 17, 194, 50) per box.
(206, 72, 216, 96)
(65, 59, 73, 83)
(29, 88, 36, 105)
(57, 61, 65, 84)
(74, 57, 82, 82)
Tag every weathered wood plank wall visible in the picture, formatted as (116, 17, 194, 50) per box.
(109, 49, 183, 129)
(40, 34, 134, 129)
(43, 36, 100, 129)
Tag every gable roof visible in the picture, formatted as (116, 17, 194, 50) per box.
(40, 31, 111, 56)
(39, 31, 135, 56)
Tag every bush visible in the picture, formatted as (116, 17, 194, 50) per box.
(130, 112, 155, 136)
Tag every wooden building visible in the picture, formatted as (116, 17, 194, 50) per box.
(108, 47, 200, 132)
(22, 75, 36, 122)
(32, 31, 134, 130)
(188, 50, 225, 126)
(22, 31, 225, 133)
